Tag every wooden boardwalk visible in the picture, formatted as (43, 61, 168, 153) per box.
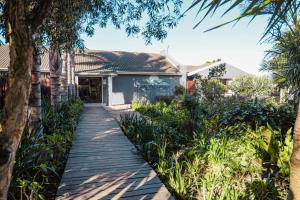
(56, 105, 174, 200)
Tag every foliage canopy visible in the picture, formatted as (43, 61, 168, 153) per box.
(0, 0, 183, 47)
(262, 17, 300, 98)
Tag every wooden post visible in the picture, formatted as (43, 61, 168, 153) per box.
(75, 76, 79, 97)
(107, 76, 113, 106)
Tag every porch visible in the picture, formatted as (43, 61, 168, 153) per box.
(77, 76, 113, 106)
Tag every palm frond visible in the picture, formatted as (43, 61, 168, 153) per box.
(186, 0, 298, 37)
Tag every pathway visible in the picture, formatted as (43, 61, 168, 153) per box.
(56, 104, 174, 200)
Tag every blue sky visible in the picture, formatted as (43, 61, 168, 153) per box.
(81, 1, 272, 74)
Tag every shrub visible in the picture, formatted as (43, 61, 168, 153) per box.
(155, 96, 175, 104)
(221, 100, 296, 134)
(131, 100, 142, 110)
(196, 79, 226, 102)
(174, 85, 186, 96)
(251, 126, 293, 180)
(9, 98, 83, 200)
(229, 75, 276, 99)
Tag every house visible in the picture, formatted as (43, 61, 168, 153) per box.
(185, 60, 249, 92)
(75, 50, 183, 105)
(0, 45, 183, 106)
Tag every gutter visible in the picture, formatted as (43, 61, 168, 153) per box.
(75, 72, 118, 77)
(115, 71, 182, 76)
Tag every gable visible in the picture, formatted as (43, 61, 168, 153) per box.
(187, 62, 248, 79)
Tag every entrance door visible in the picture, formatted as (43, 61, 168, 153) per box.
(78, 77, 102, 103)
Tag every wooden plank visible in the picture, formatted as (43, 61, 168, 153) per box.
(64, 165, 153, 175)
(57, 177, 163, 195)
(101, 185, 172, 200)
(65, 159, 147, 167)
(59, 170, 158, 187)
(62, 167, 154, 180)
(65, 163, 148, 171)
(56, 105, 173, 200)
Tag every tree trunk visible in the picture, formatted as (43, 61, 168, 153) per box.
(49, 46, 62, 107)
(61, 51, 68, 102)
(29, 46, 42, 134)
(71, 50, 76, 97)
(289, 102, 300, 200)
(68, 52, 73, 98)
(0, 1, 33, 198)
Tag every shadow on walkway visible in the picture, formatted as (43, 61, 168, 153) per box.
(56, 105, 174, 200)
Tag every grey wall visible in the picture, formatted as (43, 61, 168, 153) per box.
(111, 75, 180, 105)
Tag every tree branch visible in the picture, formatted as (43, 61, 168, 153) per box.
(29, 0, 52, 32)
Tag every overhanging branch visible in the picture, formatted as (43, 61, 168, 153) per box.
(29, 0, 52, 32)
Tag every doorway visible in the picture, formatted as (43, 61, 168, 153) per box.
(78, 77, 102, 103)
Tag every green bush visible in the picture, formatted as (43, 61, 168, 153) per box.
(197, 79, 226, 102)
(9, 98, 83, 200)
(174, 85, 186, 96)
(130, 100, 200, 144)
(122, 113, 291, 199)
(221, 100, 296, 134)
(122, 96, 294, 199)
(229, 75, 276, 99)
(155, 96, 175, 104)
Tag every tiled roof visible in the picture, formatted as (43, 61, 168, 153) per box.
(0, 45, 9, 70)
(0, 45, 49, 72)
(75, 50, 179, 74)
(0, 45, 180, 74)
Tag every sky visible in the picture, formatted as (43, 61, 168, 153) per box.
(81, 1, 273, 75)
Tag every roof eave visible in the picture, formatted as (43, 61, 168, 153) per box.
(187, 61, 224, 76)
(115, 71, 182, 76)
(75, 72, 118, 77)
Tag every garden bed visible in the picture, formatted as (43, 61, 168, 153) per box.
(121, 96, 295, 199)
(8, 98, 83, 200)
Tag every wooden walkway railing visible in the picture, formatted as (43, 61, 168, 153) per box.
(56, 105, 174, 200)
